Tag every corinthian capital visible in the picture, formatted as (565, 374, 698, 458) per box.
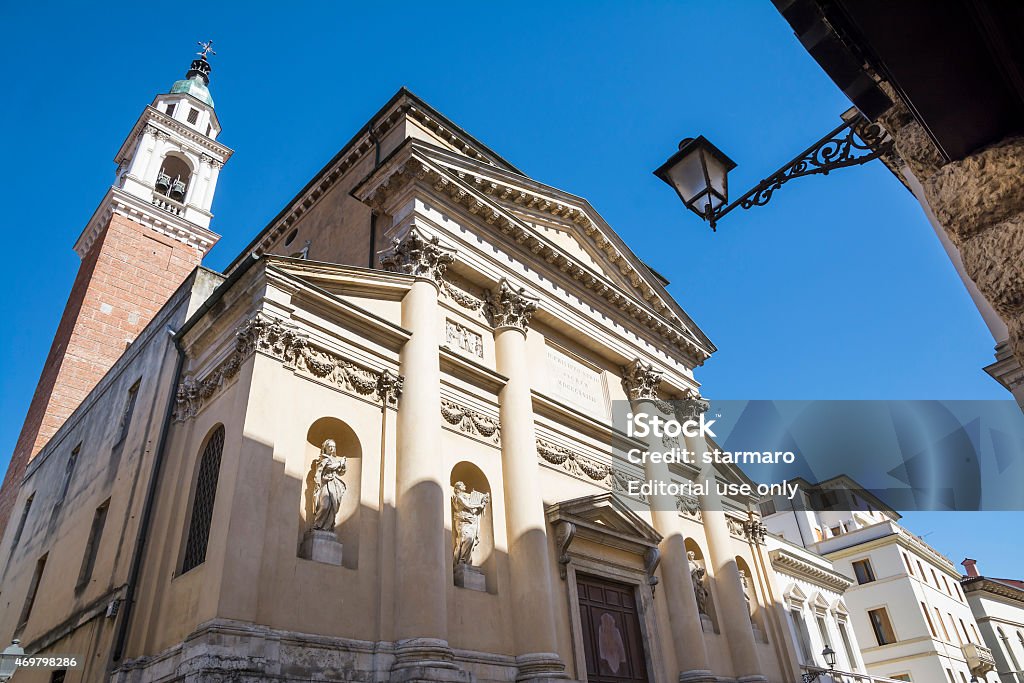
(378, 226, 455, 284)
(621, 358, 662, 401)
(486, 279, 538, 332)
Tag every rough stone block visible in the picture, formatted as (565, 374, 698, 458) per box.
(453, 564, 486, 591)
(300, 529, 343, 566)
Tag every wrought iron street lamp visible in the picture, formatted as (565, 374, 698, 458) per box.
(0, 640, 24, 681)
(800, 645, 838, 683)
(655, 113, 892, 231)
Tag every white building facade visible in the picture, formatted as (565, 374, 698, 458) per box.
(962, 559, 1024, 683)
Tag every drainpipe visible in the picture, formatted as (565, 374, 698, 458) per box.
(111, 255, 260, 664)
(367, 130, 382, 269)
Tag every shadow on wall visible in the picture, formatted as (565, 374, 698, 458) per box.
(300, 417, 362, 569)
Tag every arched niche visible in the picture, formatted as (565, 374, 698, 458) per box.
(684, 538, 718, 633)
(449, 461, 495, 592)
(300, 417, 362, 569)
(156, 153, 193, 202)
(736, 556, 768, 643)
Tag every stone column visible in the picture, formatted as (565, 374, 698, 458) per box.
(488, 279, 568, 682)
(685, 424, 766, 683)
(380, 226, 467, 683)
(621, 360, 715, 683)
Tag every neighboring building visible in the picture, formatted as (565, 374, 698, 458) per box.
(762, 476, 997, 682)
(0, 54, 822, 683)
(766, 533, 873, 681)
(0, 50, 231, 540)
(771, 0, 1024, 404)
(961, 558, 1024, 683)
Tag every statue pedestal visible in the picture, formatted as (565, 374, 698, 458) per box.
(300, 529, 343, 566)
(699, 614, 715, 634)
(453, 563, 486, 591)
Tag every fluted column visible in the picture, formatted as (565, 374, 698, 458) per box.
(488, 279, 567, 682)
(381, 227, 467, 682)
(685, 421, 766, 683)
(622, 360, 714, 683)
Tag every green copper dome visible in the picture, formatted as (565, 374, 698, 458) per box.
(170, 57, 215, 108)
(170, 76, 214, 108)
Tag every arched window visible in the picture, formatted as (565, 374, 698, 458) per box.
(155, 155, 192, 203)
(182, 425, 224, 573)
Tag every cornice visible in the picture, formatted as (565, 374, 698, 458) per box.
(115, 105, 232, 166)
(962, 577, 1024, 604)
(73, 186, 220, 258)
(770, 548, 854, 592)
(353, 148, 712, 364)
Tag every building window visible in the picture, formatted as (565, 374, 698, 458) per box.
(931, 568, 941, 586)
(17, 554, 47, 634)
(935, 607, 950, 640)
(187, 107, 199, 124)
(788, 609, 814, 664)
(902, 552, 914, 575)
(951, 614, 965, 644)
(815, 615, 832, 665)
(76, 499, 110, 591)
(50, 670, 66, 683)
(165, 103, 176, 117)
(56, 444, 80, 506)
(9, 494, 33, 554)
(868, 607, 897, 645)
(942, 574, 952, 594)
(181, 425, 225, 573)
(890, 675, 911, 682)
(838, 620, 858, 670)
(114, 380, 141, 445)
(852, 559, 876, 584)
(921, 602, 938, 637)
(830, 525, 843, 537)
(957, 672, 967, 683)
(945, 669, 956, 683)
(971, 623, 980, 643)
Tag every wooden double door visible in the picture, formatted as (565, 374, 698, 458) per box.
(576, 574, 650, 683)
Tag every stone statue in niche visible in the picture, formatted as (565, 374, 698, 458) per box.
(688, 551, 710, 616)
(312, 438, 347, 532)
(452, 481, 490, 565)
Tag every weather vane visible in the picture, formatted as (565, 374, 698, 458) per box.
(196, 40, 216, 60)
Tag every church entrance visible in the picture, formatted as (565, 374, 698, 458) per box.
(576, 574, 650, 683)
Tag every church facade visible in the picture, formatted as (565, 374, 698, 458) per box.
(1, 55, 813, 683)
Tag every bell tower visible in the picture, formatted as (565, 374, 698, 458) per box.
(0, 43, 233, 536)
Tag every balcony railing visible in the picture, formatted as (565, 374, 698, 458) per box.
(151, 191, 186, 217)
(800, 665, 919, 682)
(962, 642, 996, 676)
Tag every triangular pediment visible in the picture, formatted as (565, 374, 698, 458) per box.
(545, 492, 662, 550)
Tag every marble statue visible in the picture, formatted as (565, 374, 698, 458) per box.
(312, 438, 347, 531)
(452, 481, 490, 565)
(688, 550, 710, 616)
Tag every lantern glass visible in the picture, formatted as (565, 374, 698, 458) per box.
(822, 645, 837, 669)
(0, 640, 23, 678)
(654, 136, 736, 221)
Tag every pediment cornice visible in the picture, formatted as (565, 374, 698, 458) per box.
(353, 143, 713, 365)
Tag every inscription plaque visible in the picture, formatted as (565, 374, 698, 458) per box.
(545, 345, 609, 419)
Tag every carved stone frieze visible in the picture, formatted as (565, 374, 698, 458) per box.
(675, 495, 702, 522)
(485, 279, 537, 333)
(445, 319, 484, 359)
(742, 518, 768, 545)
(439, 276, 486, 318)
(536, 439, 646, 503)
(378, 225, 455, 284)
(621, 358, 662, 401)
(174, 313, 402, 421)
(440, 399, 500, 444)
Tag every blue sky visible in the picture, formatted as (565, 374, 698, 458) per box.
(1, 2, 1016, 576)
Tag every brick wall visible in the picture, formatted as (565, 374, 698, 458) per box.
(0, 214, 204, 537)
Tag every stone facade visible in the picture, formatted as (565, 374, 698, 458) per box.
(0, 88, 816, 683)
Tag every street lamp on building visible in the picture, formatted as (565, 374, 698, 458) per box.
(800, 645, 838, 683)
(0, 640, 24, 681)
(655, 113, 892, 231)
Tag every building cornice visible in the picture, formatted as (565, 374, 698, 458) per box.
(73, 186, 220, 258)
(770, 547, 854, 592)
(115, 105, 233, 166)
(352, 145, 712, 364)
(962, 576, 1024, 604)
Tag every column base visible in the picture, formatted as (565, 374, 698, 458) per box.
(391, 639, 473, 683)
(299, 529, 343, 566)
(515, 652, 569, 682)
(736, 676, 769, 683)
(454, 564, 486, 592)
(678, 670, 717, 683)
